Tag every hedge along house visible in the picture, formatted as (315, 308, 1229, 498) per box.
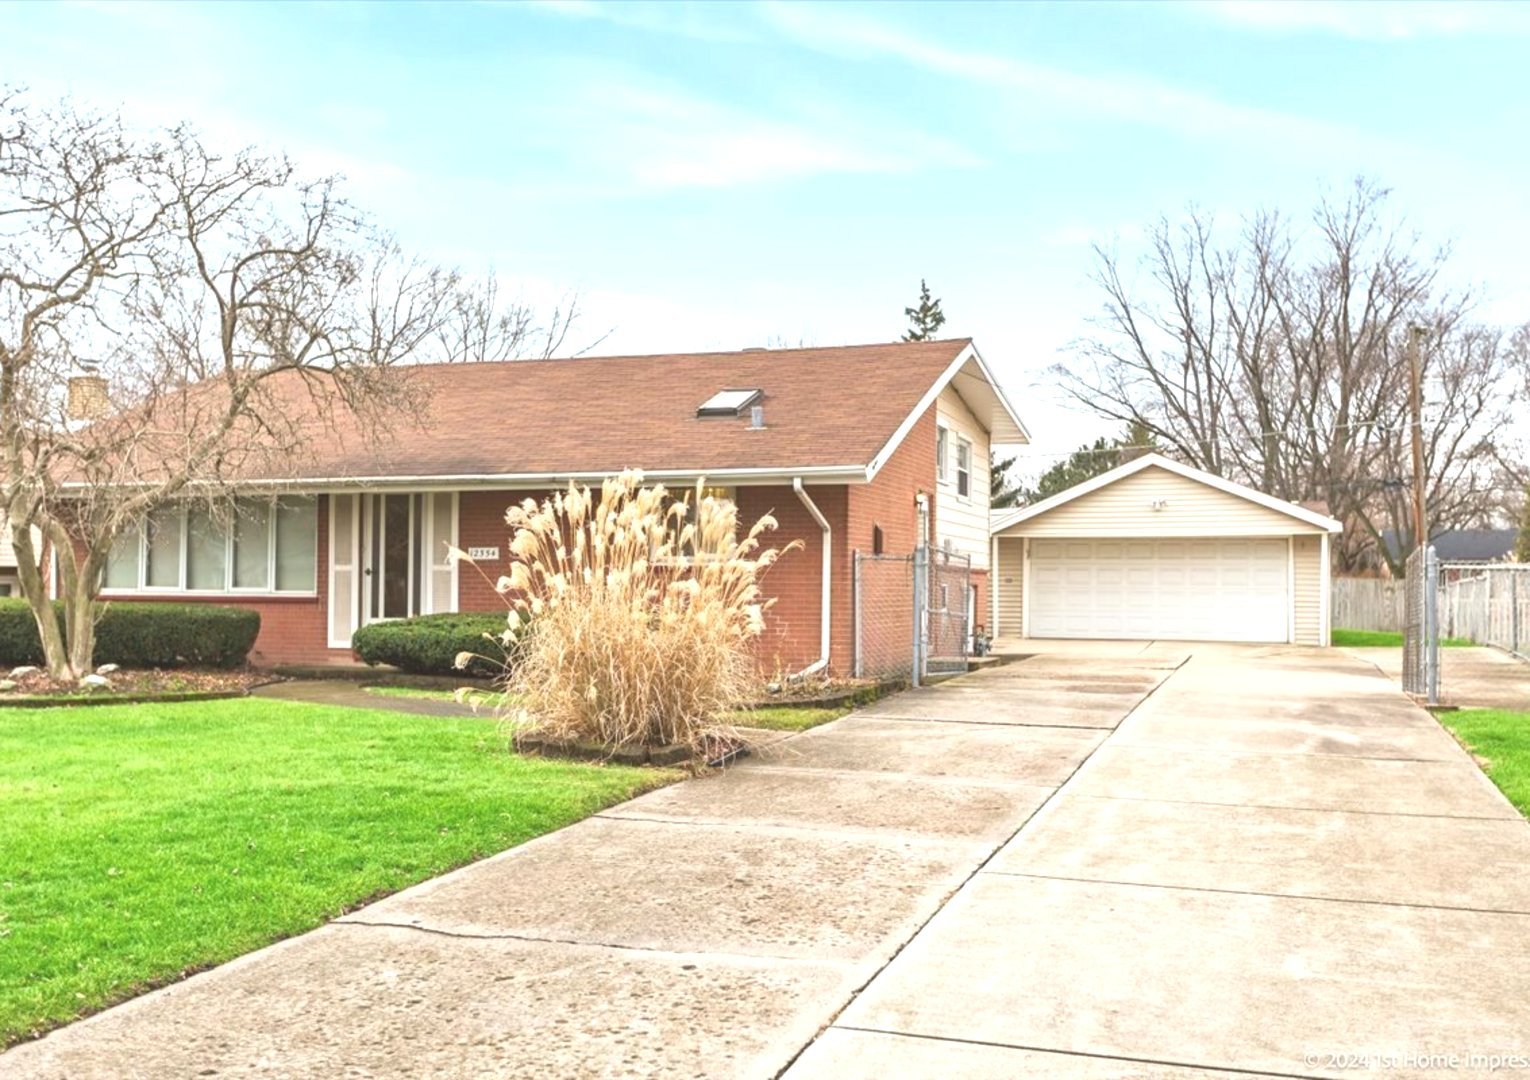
(84, 340, 1026, 672)
(990, 453, 1342, 645)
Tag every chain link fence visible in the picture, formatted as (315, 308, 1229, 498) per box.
(1401, 544, 1439, 703)
(926, 551, 971, 676)
(1440, 563, 1530, 661)
(853, 551, 917, 682)
(852, 547, 971, 684)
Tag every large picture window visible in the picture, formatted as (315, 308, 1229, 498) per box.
(104, 497, 318, 594)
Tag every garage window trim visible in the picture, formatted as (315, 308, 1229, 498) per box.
(102, 497, 319, 596)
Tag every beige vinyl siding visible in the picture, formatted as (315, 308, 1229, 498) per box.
(995, 536, 1025, 637)
(1292, 534, 1324, 645)
(934, 385, 991, 569)
(1006, 465, 1326, 538)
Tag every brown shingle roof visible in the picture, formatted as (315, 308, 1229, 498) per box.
(249, 338, 975, 483)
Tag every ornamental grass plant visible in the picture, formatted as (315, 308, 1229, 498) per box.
(472, 471, 798, 754)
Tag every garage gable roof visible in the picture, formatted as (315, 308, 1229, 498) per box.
(991, 453, 1342, 535)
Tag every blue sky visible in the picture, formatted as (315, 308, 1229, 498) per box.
(5, 0, 1528, 475)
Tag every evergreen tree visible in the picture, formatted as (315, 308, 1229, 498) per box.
(1021, 424, 1158, 504)
(902, 279, 946, 341)
(991, 452, 1022, 509)
(1517, 492, 1530, 563)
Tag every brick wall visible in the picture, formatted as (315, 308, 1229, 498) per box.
(840, 408, 937, 672)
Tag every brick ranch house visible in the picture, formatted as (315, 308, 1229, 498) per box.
(78, 339, 1027, 673)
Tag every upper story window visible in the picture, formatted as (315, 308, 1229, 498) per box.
(956, 438, 972, 498)
(936, 425, 949, 482)
(103, 496, 318, 594)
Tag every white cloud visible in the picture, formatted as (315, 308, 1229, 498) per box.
(554, 79, 980, 192)
(518, 0, 759, 44)
(1188, 1, 1530, 40)
(759, 2, 1374, 152)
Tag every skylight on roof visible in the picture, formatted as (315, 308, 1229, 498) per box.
(696, 388, 762, 417)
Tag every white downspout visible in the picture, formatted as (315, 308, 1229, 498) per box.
(790, 477, 831, 679)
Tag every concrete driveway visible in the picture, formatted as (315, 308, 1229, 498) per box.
(6, 644, 1528, 1079)
(789, 645, 1530, 1079)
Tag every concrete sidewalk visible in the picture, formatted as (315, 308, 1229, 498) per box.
(0, 646, 1179, 1079)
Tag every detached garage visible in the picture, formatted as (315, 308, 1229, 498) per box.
(990, 454, 1341, 646)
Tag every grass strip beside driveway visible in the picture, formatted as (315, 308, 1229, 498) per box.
(0, 698, 670, 1047)
(1332, 628, 1475, 648)
(1439, 709, 1530, 817)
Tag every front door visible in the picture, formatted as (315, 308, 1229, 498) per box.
(364, 493, 418, 623)
(328, 491, 459, 648)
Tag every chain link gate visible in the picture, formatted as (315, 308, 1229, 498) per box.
(853, 546, 971, 685)
(1401, 543, 1439, 704)
(924, 549, 972, 677)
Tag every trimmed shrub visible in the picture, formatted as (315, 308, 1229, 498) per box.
(0, 600, 260, 669)
(351, 612, 513, 678)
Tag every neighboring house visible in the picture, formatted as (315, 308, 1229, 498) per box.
(1382, 527, 1518, 565)
(86, 340, 1026, 671)
(990, 454, 1342, 645)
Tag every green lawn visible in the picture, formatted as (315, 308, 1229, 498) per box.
(0, 698, 669, 1047)
(1331, 628, 1475, 648)
(729, 705, 849, 731)
(1439, 709, 1530, 817)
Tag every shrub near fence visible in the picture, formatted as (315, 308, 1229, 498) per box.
(0, 600, 261, 669)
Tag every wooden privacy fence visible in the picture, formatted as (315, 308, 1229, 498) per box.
(1331, 577, 1408, 632)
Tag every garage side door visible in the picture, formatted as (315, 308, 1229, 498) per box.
(1028, 538, 1289, 642)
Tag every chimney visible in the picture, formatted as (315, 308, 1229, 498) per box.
(748, 404, 765, 429)
(67, 364, 110, 421)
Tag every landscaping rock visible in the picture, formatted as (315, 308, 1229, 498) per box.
(10, 665, 38, 678)
(80, 674, 113, 691)
(0, 679, 15, 692)
(95, 663, 121, 675)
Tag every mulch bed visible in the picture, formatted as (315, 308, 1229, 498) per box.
(0, 667, 273, 706)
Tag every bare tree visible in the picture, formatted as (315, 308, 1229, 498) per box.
(0, 93, 468, 680)
(1057, 179, 1519, 576)
(435, 271, 605, 362)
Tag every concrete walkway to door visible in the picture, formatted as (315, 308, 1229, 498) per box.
(6, 644, 1528, 1079)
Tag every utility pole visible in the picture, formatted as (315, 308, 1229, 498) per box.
(1408, 324, 1428, 554)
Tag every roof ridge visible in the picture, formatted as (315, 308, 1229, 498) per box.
(394, 337, 975, 375)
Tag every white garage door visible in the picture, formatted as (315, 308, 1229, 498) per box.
(1028, 538, 1289, 642)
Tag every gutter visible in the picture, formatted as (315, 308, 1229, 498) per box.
(789, 477, 831, 680)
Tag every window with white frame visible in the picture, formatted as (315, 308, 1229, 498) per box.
(956, 438, 972, 498)
(936, 425, 949, 482)
(104, 497, 318, 593)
